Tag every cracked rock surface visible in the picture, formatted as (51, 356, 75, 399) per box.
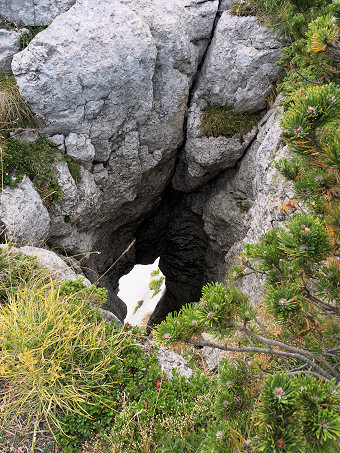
(1, 0, 76, 26)
(173, 11, 283, 192)
(4, 0, 288, 324)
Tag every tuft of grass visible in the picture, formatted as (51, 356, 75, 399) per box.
(0, 246, 42, 304)
(201, 106, 261, 138)
(0, 75, 37, 133)
(0, 247, 125, 438)
(19, 26, 47, 49)
(230, 0, 290, 24)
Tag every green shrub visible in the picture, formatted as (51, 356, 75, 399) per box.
(256, 373, 340, 452)
(92, 370, 217, 453)
(150, 268, 160, 277)
(201, 106, 261, 138)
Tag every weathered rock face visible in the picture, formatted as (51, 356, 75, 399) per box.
(0, 29, 21, 73)
(11, 0, 218, 236)
(172, 103, 258, 192)
(0, 0, 76, 26)
(173, 12, 283, 192)
(5, 1, 288, 323)
(9, 0, 219, 320)
(0, 176, 50, 246)
(188, 101, 293, 303)
(192, 14, 283, 112)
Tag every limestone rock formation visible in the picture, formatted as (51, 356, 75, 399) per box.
(1, 0, 76, 26)
(3, 0, 288, 324)
(9, 0, 219, 320)
(0, 29, 21, 73)
(193, 14, 283, 112)
(173, 12, 283, 192)
(0, 176, 50, 246)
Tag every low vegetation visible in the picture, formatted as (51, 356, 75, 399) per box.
(0, 76, 81, 207)
(149, 268, 164, 298)
(201, 106, 261, 138)
(19, 26, 47, 49)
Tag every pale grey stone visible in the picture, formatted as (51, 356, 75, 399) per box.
(0, 176, 50, 246)
(99, 308, 122, 325)
(1, 0, 76, 26)
(220, 0, 233, 11)
(172, 12, 282, 191)
(49, 134, 65, 151)
(193, 13, 283, 112)
(0, 29, 21, 73)
(156, 346, 194, 378)
(65, 133, 95, 163)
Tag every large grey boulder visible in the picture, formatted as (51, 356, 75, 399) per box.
(172, 12, 283, 192)
(11, 0, 218, 262)
(0, 0, 76, 26)
(193, 13, 283, 112)
(0, 176, 50, 246)
(0, 29, 21, 73)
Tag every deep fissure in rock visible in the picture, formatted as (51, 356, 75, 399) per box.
(135, 187, 209, 326)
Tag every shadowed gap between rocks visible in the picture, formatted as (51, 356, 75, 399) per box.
(135, 186, 209, 327)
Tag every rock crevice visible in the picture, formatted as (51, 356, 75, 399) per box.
(1, 0, 288, 323)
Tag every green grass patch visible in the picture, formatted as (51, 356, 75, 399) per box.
(0, 136, 82, 207)
(150, 268, 160, 278)
(64, 156, 81, 184)
(0, 136, 62, 206)
(0, 247, 123, 438)
(201, 106, 261, 138)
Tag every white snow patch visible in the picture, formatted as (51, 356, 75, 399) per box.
(118, 258, 165, 325)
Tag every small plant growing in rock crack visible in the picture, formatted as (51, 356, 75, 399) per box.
(201, 106, 261, 138)
(19, 26, 47, 49)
